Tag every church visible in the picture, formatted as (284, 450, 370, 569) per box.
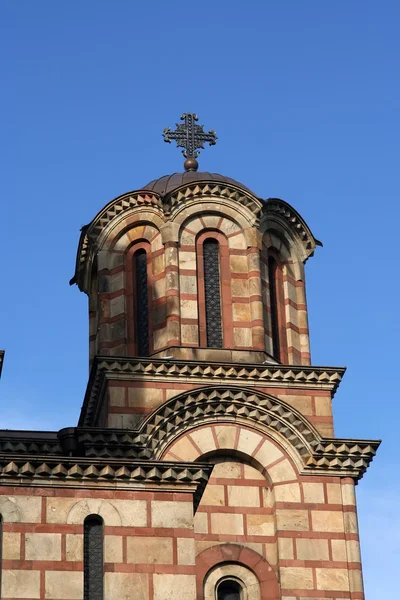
(0, 114, 380, 600)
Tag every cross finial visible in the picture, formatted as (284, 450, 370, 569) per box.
(163, 113, 217, 171)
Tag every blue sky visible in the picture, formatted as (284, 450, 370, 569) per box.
(0, 2, 399, 596)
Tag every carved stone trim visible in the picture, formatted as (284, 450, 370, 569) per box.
(262, 198, 322, 259)
(0, 458, 212, 509)
(163, 181, 263, 219)
(79, 356, 346, 427)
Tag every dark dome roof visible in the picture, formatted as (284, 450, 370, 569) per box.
(142, 172, 254, 196)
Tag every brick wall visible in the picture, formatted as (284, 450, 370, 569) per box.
(0, 488, 196, 600)
(163, 424, 364, 599)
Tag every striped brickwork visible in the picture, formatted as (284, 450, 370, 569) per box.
(164, 424, 364, 600)
(0, 487, 197, 600)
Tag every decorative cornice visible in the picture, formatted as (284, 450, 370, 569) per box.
(262, 198, 322, 260)
(71, 191, 163, 289)
(79, 356, 346, 427)
(0, 457, 212, 509)
(163, 181, 263, 219)
(138, 386, 379, 480)
(0, 386, 380, 481)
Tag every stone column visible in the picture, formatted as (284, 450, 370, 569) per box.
(245, 228, 265, 352)
(160, 222, 181, 348)
(341, 477, 365, 600)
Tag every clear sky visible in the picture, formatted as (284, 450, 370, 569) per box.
(1, 2, 398, 597)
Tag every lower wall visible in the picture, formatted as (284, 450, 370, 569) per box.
(0, 487, 196, 600)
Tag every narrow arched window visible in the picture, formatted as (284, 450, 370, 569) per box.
(203, 239, 223, 348)
(217, 579, 242, 600)
(84, 515, 104, 600)
(268, 256, 281, 359)
(134, 249, 150, 355)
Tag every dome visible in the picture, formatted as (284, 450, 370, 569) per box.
(142, 171, 254, 196)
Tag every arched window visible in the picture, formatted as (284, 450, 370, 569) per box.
(203, 239, 223, 348)
(84, 515, 104, 600)
(217, 579, 242, 600)
(134, 248, 150, 355)
(267, 254, 287, 361)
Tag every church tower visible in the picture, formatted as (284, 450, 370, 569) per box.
(0, 115, 379, 600)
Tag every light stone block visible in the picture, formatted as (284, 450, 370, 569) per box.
(179, 250, 197, 270)
(233, 303, 251, 322)
(180, 298, 198, 319)
(327, 483, 342, 505)
(194, 511, 208, 534)
(230, 255, 248, 273)
(303, 482, 325, 504)
(280, 567, 313, 590)
(274, 483, 301, 503)
(316, 568, 350, 591)
(177, 537, 195, 565)
(312, 510, 344, 532)
(228, 485, 260, 507)
(25, 533, 61, 561)
(254, 440, 284, 468)
(213, 461, 241, 479)
(231, 278, 249, 297)
(2, 570, 40, 599)
(344, 511, 358, 534)
(267, 459, 296, 483)
(151, 500, 193, 528)
(228, 233, 247, 249)
(341, 483, 356, 505)
(168, 437, 199, 461)
(246, 514, 275, 536)
(349, 569, 364, 592)
(2, 532, 20, 559)
(45, 571, 83, 599)
(346, 539, 361, 563)
(109, 387, 125, 407)
(189, 428, 216, 454)
(214, 426, 236, 449)
(233, 327, 252, 347)
(243, 463, 265, 480)
(66, 534, 83, 561)
(280, 394, 313, 416)
(181, 323, 199, 344)
(110, 295, 125, 317)
(278, 537, 294, 559)
(0, 495, 42, 523)
(237, 428, 263, 456)
(330, 539, 347, 562)
(201, 484, 225, 506)
(127, 536, 173, 564)
(276, 509, 309, 531)
(315, 396, 332, 416)
(128, 387, 163, 408)
(105, 535, 123, 562)
(296, 538, 329, 561)
(179, 275, 197, 295)
(211, 513, 244, 535)
(104, 573, 148, 600)
(154, 574, 196, 600)
(265, 542, 278, 565)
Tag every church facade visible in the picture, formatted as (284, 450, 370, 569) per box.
(0, 116, 379, 600)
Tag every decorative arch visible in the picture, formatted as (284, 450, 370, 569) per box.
(197, 544, 280, 600)
(141, 385, 323, 468)
(67, 498, 122, 525)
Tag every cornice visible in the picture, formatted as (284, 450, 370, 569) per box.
(79, 356, 346, 427)
(0, 457, 212, 509)
(162, 181, 263, 220)
(262, 198, 322, 260)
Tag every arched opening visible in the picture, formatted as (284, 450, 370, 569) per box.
(133, 248, 150, 355)
(217, 579, 242, 600)
(203, 239, 223, 348)
(84, 515, 104, 600)
(267, 254, 287, 362)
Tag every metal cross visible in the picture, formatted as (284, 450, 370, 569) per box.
(163, 114, 217, 169)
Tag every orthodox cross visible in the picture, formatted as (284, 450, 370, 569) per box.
(163, 113, 217, 171)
